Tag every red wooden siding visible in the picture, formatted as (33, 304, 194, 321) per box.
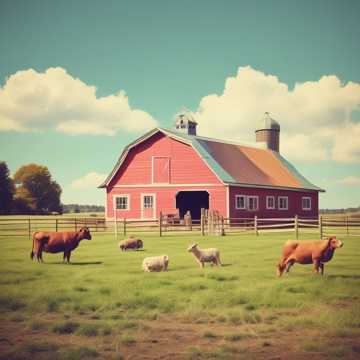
(229, 186, 318, 219)
(107, 185, 227, 219)
(109, 132, 221, 187)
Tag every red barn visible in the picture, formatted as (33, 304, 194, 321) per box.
(99, 112, 324, 220)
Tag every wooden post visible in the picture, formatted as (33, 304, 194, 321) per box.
(319, 215, 323, 239)
(346, 216, 349, 235)
(295, 215, 298, 240)
(28, 217, 31, 242)
(75, 218, 77, 231)
(200, 208, 205, 236)
(95, 219, 98, 232)
(123, 218, 127, 236)
(159, 211, 163, 237)
(221, 216, 225, 236)
(114, 207, 118, 241)
(55, 218, 58, 232)
(254, 216, 258, 236)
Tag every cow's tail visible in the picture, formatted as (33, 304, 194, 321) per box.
(30, 232, 37, 260)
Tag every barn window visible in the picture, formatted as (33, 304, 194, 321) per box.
(152, 157, 170, 183)
(115, 195, 129, 210)
(247, 196, 259, 211)
(266, 196, 275, 209)
(235, 195, 246, 209)
(302, 197, 311, 210)
(143, 195, 154, 209)
(278, 196, 288, 210)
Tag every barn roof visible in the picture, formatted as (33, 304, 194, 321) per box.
(99, 128, 324, 192)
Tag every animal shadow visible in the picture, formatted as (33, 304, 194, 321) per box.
(47, 261, 103, 266)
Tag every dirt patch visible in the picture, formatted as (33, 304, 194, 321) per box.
(0, 316, 359, 360)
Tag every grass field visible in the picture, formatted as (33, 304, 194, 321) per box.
(0, 231, 359, 360)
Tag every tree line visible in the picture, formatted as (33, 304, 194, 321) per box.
(0, 161, 62, 215)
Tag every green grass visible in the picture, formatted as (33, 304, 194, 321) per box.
(0, 231, 359, 359)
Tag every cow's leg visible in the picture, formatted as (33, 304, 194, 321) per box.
(63, 252, 67, 263)
(312, 259, 320, 274)
(66, 251, 71, 263)
(319, 263, 324, 275)
(285, 259, 295, 273)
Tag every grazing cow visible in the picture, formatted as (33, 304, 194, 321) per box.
(277, 236, 343, 276)
(30, 227, 92, 263)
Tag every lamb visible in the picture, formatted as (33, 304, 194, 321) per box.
(142, 255, 169, 272)
(118, 236, 143, 251)
(187, 243, 221, 268)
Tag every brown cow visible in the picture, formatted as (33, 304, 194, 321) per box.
(30, 227, 92, 263)
(277, 236, 343, 276)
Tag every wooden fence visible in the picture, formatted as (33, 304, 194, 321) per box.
(0, 213, 359, 240)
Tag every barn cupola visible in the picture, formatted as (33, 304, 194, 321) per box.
(174, 109, 197, 136)
(255, 112, 280, 152)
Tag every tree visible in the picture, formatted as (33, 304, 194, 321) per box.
(13, 164, 62, 214)
(0, 161, 15, 214)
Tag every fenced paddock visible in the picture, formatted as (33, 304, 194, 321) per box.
(0, 230, 359, 359)
(1, 213, 359, 240)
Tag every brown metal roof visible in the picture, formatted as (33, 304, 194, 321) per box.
(199, 139, 302, 188)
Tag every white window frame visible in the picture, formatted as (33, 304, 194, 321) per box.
(247, 196, 259, 211)
(235, 195, 246, 209)
(152, 156, 170, 184)
(302, 196, 311, 210)
(114, 194, 130, 211)
(278, 196, 288, 210)
(266, 196, 275, 209)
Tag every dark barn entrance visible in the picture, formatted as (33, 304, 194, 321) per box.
(176, 191, 209, 220)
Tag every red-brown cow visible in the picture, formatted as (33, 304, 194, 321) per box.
(30, 227, 92, 263)
(277, 236, 343, 276)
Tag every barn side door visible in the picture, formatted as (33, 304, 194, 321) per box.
(141, 193, 156, 219)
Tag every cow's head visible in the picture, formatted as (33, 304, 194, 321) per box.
(79, 227, 92, 240)
(328, 236, 343, 249)
(187, 243, 198, 252)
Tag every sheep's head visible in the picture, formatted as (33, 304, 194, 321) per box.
(187, 243, 198, 252)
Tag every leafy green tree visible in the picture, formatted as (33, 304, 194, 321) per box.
(13, 164, 62, 214)
(0, 161, 15, 214)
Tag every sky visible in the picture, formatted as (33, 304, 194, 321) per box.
(0, 0, 359, 208)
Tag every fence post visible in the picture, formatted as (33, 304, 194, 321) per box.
(95, 219, 98, 232)
(114, 209, 118, 241)
(319, 214, 323, 239)
(200, 208, 205, 236)
(123, 218, 127, 236)
(254, 216, 258, 236)
(55, 218, 58, 232)
(221, 216, 225, 236)
(159, 211, 163, 237)
(295, 215, 298, 240)
(28, 217, 31, 242)
(75, 218, 77, 231)
(346, 216, 349, 235)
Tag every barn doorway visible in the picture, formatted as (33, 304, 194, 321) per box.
(175, 191, 209, 220)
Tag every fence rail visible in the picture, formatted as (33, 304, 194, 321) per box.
(0, 213, 359, 240)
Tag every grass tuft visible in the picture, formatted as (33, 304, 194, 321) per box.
(52, 321, 79, 334)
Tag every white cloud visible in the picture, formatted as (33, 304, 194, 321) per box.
(338, 175, 360, 186)
(193, 66, 360, 163)
(71, 172, 107, 189)
(0, 67, 157, 135)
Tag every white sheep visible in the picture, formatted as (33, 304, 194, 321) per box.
(187, 243, 221, 268)
(142, 255, 169, 272)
